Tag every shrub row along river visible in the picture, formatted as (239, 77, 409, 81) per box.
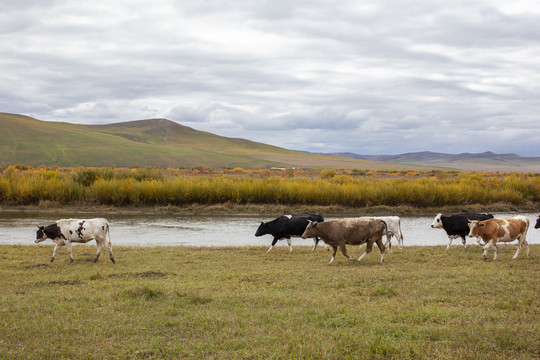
(1, 212, 539, 248)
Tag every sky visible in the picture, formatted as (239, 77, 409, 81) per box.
(1, 0, 540, 156)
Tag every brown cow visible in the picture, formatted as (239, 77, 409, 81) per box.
(468, 216, 530, 260)
(301, 218, 388, 264)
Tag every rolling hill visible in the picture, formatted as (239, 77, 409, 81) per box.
(0, 113, 423, 170)
(326, 151, 540, 172)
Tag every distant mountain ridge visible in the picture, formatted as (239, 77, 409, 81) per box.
(324, 151, 540, 172)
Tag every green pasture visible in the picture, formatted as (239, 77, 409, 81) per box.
(1, 244, 538, 359)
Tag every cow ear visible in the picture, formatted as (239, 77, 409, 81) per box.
(313, 221, 318, 227)
(479, 222, 485, 227)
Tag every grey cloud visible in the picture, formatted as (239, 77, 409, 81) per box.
(1, 0, 540, 156)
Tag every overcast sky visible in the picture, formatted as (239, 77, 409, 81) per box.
(2, 0, 540, 156)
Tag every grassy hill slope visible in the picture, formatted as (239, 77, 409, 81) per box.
(0, 113, 425, 170)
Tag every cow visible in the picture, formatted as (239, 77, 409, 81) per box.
(535, 216, 540, 229)
(361, 216, 404, 249)
(301, 218, 388, 264)
(255, 214, 325, 252)
(35, 218, 115, 263)
(468, 216, 530, 260)
(430, 213, 494, 250)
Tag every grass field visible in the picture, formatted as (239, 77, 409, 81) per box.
(1, 244, 538, 359)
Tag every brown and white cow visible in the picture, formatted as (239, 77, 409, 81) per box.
(301, 218, 388, 264)
(468, 216, 530, 260)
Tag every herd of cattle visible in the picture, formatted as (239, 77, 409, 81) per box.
(35, 214, 540, 264)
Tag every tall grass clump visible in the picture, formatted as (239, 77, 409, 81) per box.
(0, 165, 538, 208)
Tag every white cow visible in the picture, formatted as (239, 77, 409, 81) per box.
(361, 216, 404, 249)
(35, 218, 115, 263)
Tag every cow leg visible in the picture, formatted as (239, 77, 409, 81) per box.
(396, 234, 403, 250)
(492, 243, 499, 260)
(483, 240, 495, 260)
(358, 241, 373, 262)
(357, 251, 367, 262)
(312, 237, 325, 251)
(329, 246, 338, 264)
(94, 241, 103, 263)
(475, 237, 484, 246)
(339, 243, 354, 261)
(512, 236, 526, 260)
(50, 243, 62, 263)
(267, 237, 279, 252)
(376, 238, 386, 262)
(64, 239, 74, 262)
(384, 235, 393, 254)
(313, 238, 329, 251)
(461, 235, 467, 249)
(446, 236, 454, 250)
(286, 237, 292, 253)
(105, 240, 115, 263)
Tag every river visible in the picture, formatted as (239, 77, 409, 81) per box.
(1, 211, 539, 249)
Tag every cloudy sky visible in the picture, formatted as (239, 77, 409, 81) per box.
(2, 0, 540, 156)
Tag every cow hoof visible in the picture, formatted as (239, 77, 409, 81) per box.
(50, 258, 54, 263)
(110, 258, 116, 264)
(70, 258, 74, 263)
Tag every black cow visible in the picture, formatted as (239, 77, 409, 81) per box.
(255, 214, 324, 252)
(430, 213, 494, 250)
(535, 216, 540, 229)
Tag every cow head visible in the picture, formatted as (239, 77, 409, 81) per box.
(255, 222, 268, 237)
(35, 226, 48, 243)
(535, 216, 540, 229)
(467, 220, 484, 237)
(301, 220, 318, 239)
(430, 213, 443, 228)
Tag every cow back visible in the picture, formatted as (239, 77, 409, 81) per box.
(442, 213, 493, 235)
(473, 217, 529, 242)
(256, 214, 323, 238)
(308, 218, 384, 246)
(56, 218, 109, 243)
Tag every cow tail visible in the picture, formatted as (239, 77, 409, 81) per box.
(398, 218, 404, 243)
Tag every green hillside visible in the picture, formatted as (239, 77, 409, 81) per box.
(0, 113, 426, 169)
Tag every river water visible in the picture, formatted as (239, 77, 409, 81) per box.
(1, 211, 539, 249)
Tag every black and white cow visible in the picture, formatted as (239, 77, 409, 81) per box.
(35, 218, 115, 263)
(535, 216, 540, 229)
(255, 214, 324, 252)
(430, 213, 494, 250)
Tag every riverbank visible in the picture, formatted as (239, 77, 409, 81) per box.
(1, 201, 538, 217)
